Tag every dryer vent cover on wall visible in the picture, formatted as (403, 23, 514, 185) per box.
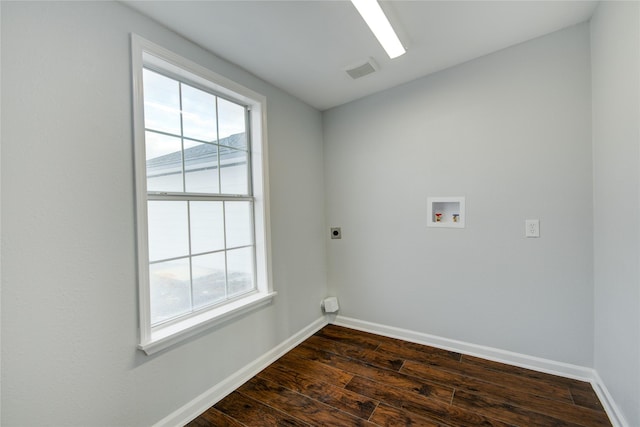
(322, 297, 340, 314)
(345, 58, 378, 79)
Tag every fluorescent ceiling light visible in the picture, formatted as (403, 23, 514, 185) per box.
(351, 0, 406, 59)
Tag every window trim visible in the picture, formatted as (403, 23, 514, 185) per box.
(131, 34, 275, 355)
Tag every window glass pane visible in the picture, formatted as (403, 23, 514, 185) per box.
(139, 56, 262, 338)
(220, 148, 248, 195)
(219, 132, 246, 152)
(143, 69, 181, 135)
(218, 98, 247, 149)
(181, 84, 217, 143)
(149, 258, 191, 325)
(184, 142, 219, 193)
(192, 252, 226, 309)
(190, 201, 224, 254)
(226, 247, 254, 298)
(225, 201, 253, 248)
(145, 131, 183, 192)
(147, 201, 189, 262)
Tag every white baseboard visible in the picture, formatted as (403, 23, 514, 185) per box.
(153, 316, 328, 427)
(153, 314, 629, 427)
(332, 315, 628, 427)
(591, 370, 630, 427)
(332, 315, 592, 380)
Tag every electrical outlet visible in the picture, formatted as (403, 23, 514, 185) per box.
(330, 227, 342, 239)
(525, 219, 540, 238)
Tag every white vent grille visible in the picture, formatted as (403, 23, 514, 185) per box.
(345, 58, 378, 79)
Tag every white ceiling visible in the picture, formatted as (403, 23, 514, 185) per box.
(123, 0, 598, 111)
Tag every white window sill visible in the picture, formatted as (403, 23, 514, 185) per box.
(139, 291, 277, 355)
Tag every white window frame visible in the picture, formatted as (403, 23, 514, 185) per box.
(131, 34, 275, 355)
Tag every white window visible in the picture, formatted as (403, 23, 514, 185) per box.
(131, 35, 274, 355)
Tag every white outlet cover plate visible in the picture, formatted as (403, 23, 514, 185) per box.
(525, 219, 540, 237)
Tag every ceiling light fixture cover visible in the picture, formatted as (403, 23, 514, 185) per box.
(351, 0, 406, 59)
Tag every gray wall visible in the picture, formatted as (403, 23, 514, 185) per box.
(591, 2, 640, 426)
(0, 2, 326, 425)
(323, 24, 594, 366)
(2, 1, 639, 425)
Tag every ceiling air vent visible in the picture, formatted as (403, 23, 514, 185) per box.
(345, 58, 378, 79)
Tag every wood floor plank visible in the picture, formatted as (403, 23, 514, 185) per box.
(239, 377, 376, 426)
(186, 406, 248, 427)
(185, 417, 211, 427)
(402, 360, 573, 403)
(214, 390, 309, 427)
(375, 343, 462, 369)
(257, 363, 379, 419)
(322, 325, 460, 362)
(377, 344, 572, 403)
(361, 349, 407, 372)
(187, 326, 612, 427)
(369, 403, 447, 427)
(304, 334, 405, 372)
(452, 390, 601, 427)
(569, 381, 605, 411)
(346, 375, 513, 427)
(290, 343, 454, 402)
(315, 324, 382, 350)
(401, 360, 610, 427)
(305, 335, 372, 359)
(376, 341, 463, 363)
(461, 354, 588, 389)
(274, 352, 354, 387)
(319, 324, 427, 350)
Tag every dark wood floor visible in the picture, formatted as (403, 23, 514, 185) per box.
(187, 324, 611, 427)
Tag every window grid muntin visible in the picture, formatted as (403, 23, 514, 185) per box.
(215, 97, 222, 194)
(144, 63, 247, 120)
(146, 128, 250, 151)
(145, 128, 249, 191)
(179, 81, 196, 312)
(149, 243, 255, 266)
(143, 70, 251, 198)
(221, 195, 228, 302)
(142, 67, 256, 328)
(147, 200, 257, 325)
